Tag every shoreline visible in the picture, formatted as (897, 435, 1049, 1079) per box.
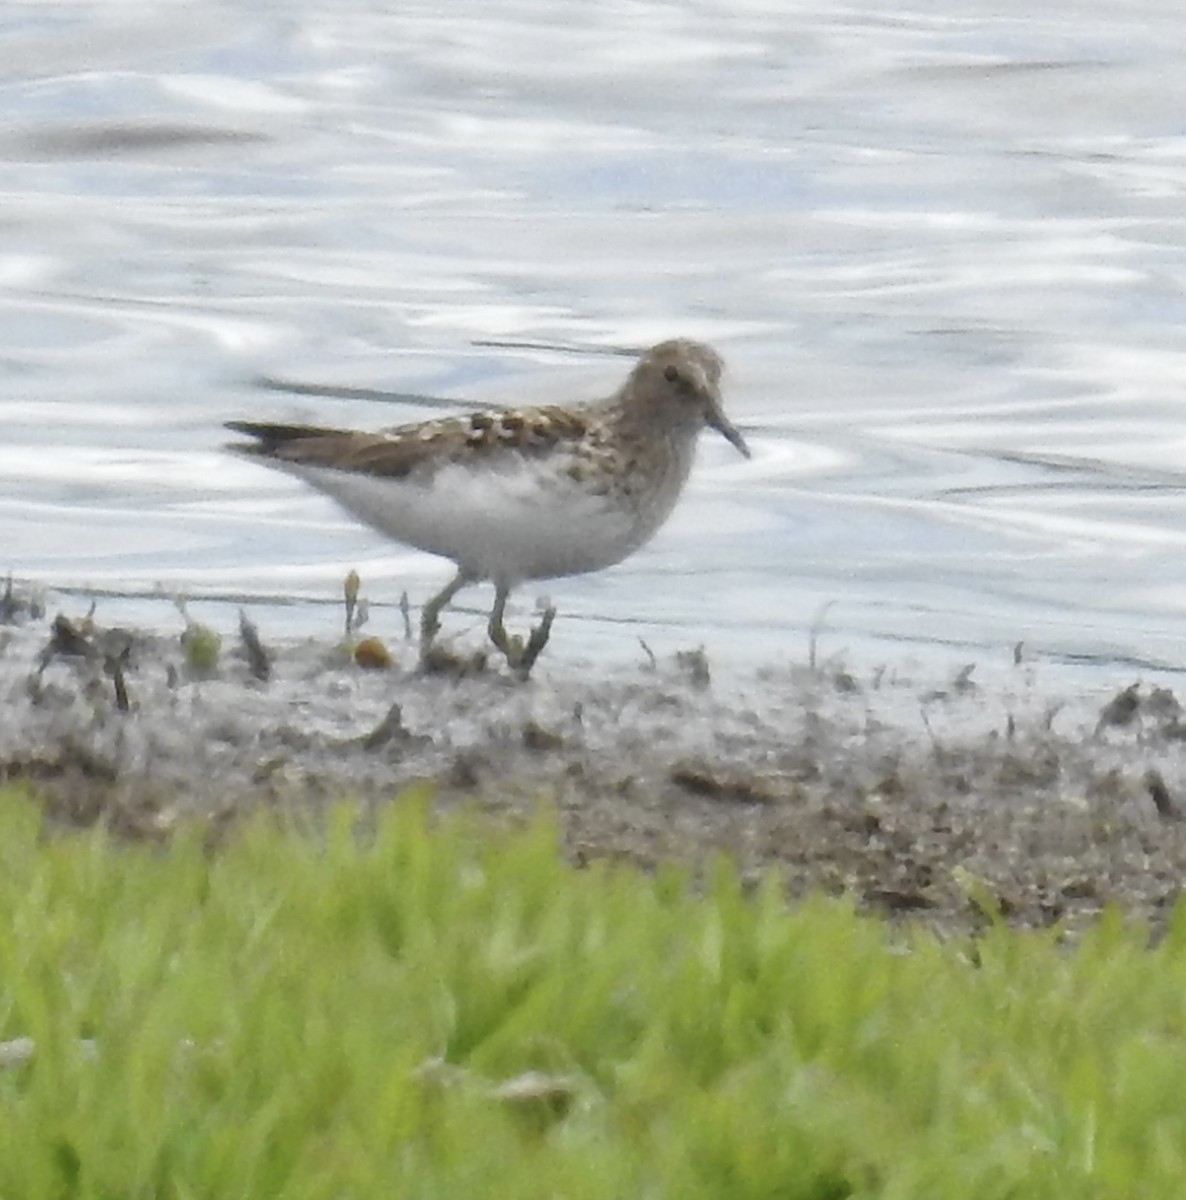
(4, 582, 1186, 936)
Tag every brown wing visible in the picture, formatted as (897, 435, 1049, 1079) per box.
(225, 419, 462, 478)
(226, 405, 592, 480)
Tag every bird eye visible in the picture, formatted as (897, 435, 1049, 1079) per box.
(663, 364, 680, 383)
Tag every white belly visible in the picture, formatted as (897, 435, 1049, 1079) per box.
(286, 456, 659, 585)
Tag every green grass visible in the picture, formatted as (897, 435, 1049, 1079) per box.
(2, 787, 1186, 1198)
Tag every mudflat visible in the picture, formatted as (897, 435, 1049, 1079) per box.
(4, 586, 1185, 937)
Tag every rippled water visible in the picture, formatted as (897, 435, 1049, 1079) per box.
(5, 0, 1186, 672)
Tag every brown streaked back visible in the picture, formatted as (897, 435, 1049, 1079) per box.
(226, 405, 594, 480)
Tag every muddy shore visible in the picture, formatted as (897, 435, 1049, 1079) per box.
(4, 581, 1186, 937)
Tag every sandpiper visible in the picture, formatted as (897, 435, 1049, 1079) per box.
(227, 339, 749, 672)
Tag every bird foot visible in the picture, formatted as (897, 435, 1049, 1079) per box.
(515, 606, 556, 675)
(418, 612, 441, 659)
(490, 606, 556, 677)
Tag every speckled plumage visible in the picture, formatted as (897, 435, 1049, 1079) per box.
(227, 339, 748, 671)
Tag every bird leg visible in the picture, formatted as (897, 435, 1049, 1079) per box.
(419, 570, 471, 659)
(487, 585, 556, 676)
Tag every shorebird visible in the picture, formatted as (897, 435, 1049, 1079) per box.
(227, 339, 749, 673)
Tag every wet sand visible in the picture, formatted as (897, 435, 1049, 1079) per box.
(4, 581, 1186, 937)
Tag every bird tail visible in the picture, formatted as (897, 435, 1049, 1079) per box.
(225, 421, 346, 457)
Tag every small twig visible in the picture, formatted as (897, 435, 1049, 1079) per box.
(638, 637, 657, 671)
(238, 610, 271, 682)
(106, 656, 130, 713)
(1042, 701, 1064, 732)
(360, 703, 407, 752)
(344, 570, 360, 638)
(1145, 769, 1180, 821)
(0, 574, 15, 623)
(919, 705, 941, 753)
(399, 591, 413, 641)
(98, 630, 134, 713)
(808, 601, 837, 673)
(952, 664, 976, 695)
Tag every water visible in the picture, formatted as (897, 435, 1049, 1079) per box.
(4, 0, 1186, 673)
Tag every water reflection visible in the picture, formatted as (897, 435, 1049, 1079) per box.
(3, 1, 1186, 673)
